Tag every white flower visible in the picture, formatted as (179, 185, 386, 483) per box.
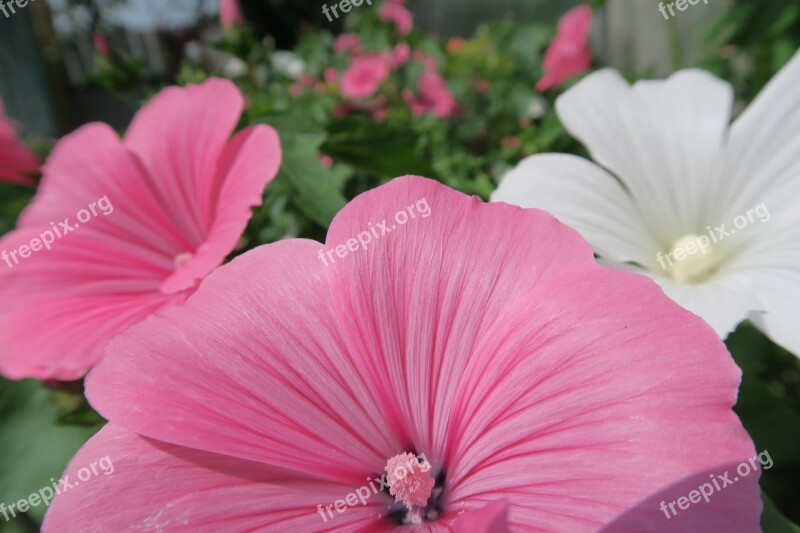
(271, 51, 305, 80)
(492, 51, 800, 356)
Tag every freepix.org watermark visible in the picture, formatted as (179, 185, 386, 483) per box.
(2, 195, 113, 269)
(322, 0, 373, 22)
(316, 452, 431, 522)
(1, 455, 114, 522)
(657, 0, 710, 20)
(659, 450, 772, 519)
(0, 0, 36, 19)
(318, 197, 431, 267)
(656, 202, 769, 271)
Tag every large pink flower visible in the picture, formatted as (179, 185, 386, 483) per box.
(536, 4, 593, 92)
(44, 177, 759, 530)
(0, 100, 39, 186)
(341, 54, 392, 99)
(403, 72, 457, 118)
(378, 1, 413, 35)
(219, 0, 244, 29)
(0, 78, 281, 380)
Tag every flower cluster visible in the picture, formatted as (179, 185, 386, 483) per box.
(1, 0, 798, 531)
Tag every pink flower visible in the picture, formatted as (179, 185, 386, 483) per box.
(319, 154, 333, 168)
(378, 1, 413, 35)
(333, 33, 361, 55)
(44, 176, 759, 530)
(93, 32, 110, 59)
(340, 54, 392, 99)
(219, 0, 244, 29)
(0, 100, 39, 186)
(289, 74, 316, 96)
(0, 79, 281, 380)
(390, 42, 411, 68)
(403, 71, 457, 118)
(324, 67, 339, 84)
(447, 36, 467, 54)
(536, 4, 593, 91)
(501, 136, 521, 150)
(412, 50, 438, 71)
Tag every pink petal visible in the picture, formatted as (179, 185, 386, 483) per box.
(219, 0, 244, 29)
(443, 265, 760, 530)
(322, 176, 594, 456)
(123, 78, 244, 251)
(43, 424, 386, 531)
(87, 240, 401, 484)
(160, 124, 281, 293)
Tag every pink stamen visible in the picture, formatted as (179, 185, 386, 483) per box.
(384, 452, 434, 509)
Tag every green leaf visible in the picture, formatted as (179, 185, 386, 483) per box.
(321, 116, 436, 179)
(260, 113, 347, 227)
(762, 491, 800, 533)
(0, 380, 100, 524)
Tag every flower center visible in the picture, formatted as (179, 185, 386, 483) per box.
(664, 234, 715, 284)
(383, 452, 437, 525)
(173, 252, 194, 269)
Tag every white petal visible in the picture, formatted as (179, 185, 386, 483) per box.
(492, 154, 658, 267)
(555, 68, 733, 243)
(716, 50, 800, 219)
(749, 266, 800, 357)
(651, 271, 758, 339)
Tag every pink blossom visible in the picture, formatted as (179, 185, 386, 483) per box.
(93, 32, 110, 59)
(340, 54, 392, 99)
(378, 2, 413, 35)
(0, 100, 39, 186)
(324, 67, 339, 84)
(501, 136, 521, 150)
(219, 0, 244, 29)
(0, 79, 281, 380)
(403, 71, 457, 118)
(447, 36, 467, 54)
(333, 33, 361, 55)
(319, 154, 333, 168)
(390, 42, 411, 68)
(412, 50, 438, 71)
(536, 4, 593, 91)
(289, 74, 316, 96)
(44, 176, 759, 530)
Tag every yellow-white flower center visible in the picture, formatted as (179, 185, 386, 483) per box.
(665, 234, 716, 283)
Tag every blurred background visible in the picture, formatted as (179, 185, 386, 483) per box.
(1, 0, 800, 531)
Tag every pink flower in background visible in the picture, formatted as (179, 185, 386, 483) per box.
(219, 0, 244, 29)
(341, 54, 392, 99)
(333, 33, 361, 55)
(391, 42, 411, 67)
(44, 176, 759, 530)
(447, 36, 467, 54)
(319, 154, 333, 168)
(93, 32, 111, 59)
(289, 74, 316, 96)
(378, 1, 413, 35)
(536, 4, 593, 91)
(412, 50, 438, 71)
(403, 71, 457, 118)
(0, 100, 39, 186)
(502, 136, 521, 150)
(0, 79, 281, 380)
(324, 67, 339, 84)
